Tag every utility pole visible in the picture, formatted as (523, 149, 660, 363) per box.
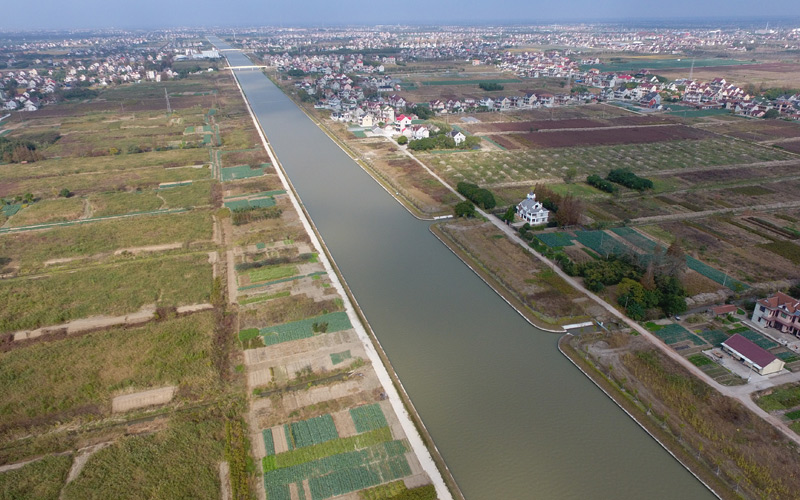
(164, 88, 171, 115)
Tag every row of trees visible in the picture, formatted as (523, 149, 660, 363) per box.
(457, 182, 496, 209)
(587, 174, 617, 193)
(607, 168, 654, 191)
(478, 82, 504, 91)
(408, 134, 480, 151)
(586, 169, 654, 193)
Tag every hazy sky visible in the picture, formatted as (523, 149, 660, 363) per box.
(2, 0, 799, 30)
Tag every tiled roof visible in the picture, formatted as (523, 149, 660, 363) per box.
(722, 334, 778, 369)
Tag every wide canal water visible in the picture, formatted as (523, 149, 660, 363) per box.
(211, 37, 713, 500)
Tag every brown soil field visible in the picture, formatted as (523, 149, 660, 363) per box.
(780, 140, 800, 154)
(466, 118, 603, 133)
(487, 134, 523, 150)
(714, 120, 800, 141)
(659, 63, 800, 89)
(513, 124, 712, 148)
(465, 114, 674, 134)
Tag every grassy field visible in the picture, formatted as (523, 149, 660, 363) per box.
(0, 253, 212, 333)
(0, 312, 219, 429)
(89, 191, 163, 217)
(7, 198, 85, 227)
(0, 148, 209, 180)
(158, 181, 213, 207)
(62, 407, 225, 500)
(1, 164, 212, 200)
(0, 209, 212, 274)
(0, 454, 73, 500)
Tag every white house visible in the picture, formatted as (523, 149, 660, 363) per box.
(516, 192, 549, 225)
(447, 130, 466, 145)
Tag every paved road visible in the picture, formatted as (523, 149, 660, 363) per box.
(398, 140, 800, 447)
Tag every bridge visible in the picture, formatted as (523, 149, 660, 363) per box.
(224, 65, 271, 70)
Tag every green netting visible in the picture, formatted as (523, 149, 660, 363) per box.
(350, 404, 388, 434)
(686, 256, 748, 291)
(224, 199, 251, 211)
(285, 415, 339, 450)
(224, 196, 276, 210)
(777, 352, 800, 363)
(268, 428, 392, 472)
(256, 243, 267, 249)
(297, 482, 307, 500)
(265, 481, 291, 500)
(610, 227, 661, 252)
(653, 323, 705, 346)
(351, 130, 367, 138)
(736, 329, 778, 350)
(249, 197, 277, 208)
(264, 441, 410, 500)
(330, 350, 352, 366)
(260, 311, 352, 347)
(697, 329, 729, 346)
(220, 164, 265, 182)
(184, 126, 195, 133)
(264, 429, 276, 456)
(1, 204, 21, 217)
(574, 230, 634, 257)
(535, 232, 574, 248)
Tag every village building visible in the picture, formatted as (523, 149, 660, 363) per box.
(752, 292, 800, 337)
(516, 192, 549, 225)
(721, 334, 785, 375)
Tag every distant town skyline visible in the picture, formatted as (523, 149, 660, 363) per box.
(1, 0, 799, 30)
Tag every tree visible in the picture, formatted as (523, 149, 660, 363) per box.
(23, 193, 34, 203)
(763, 109, 780, 119)
(554, 195, 582, 227)
(454, 200, 476, 218)
(396, 135, 408, 145)
(563, 166, 577, 184)
(59, 188, 71, 198)
(501, 205, 516, 224)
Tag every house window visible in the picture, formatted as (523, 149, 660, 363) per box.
(782, 313, 788, 319)
(760, 306, 766, 312)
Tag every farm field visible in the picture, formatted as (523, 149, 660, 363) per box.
(61, 406, 227, 500)
(0, 209, 213, 274)
(0, 252, 212, 334)
(579, 57, 753, 73)
(0, 312, 219, 431)
(0, 58, 261, 499)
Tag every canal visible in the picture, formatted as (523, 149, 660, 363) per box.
(210, 36, 713, 500)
